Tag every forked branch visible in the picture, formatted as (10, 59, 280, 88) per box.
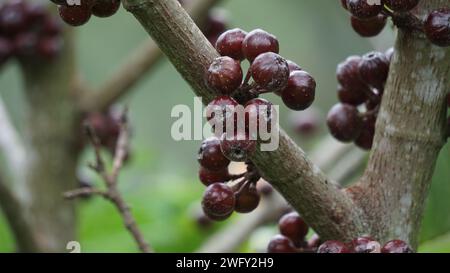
(122, 0, 367, 241)
(348, 0, 450, 248)
(64, 110, 152, 253)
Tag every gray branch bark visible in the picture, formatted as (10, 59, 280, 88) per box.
(122, 0, 368, 242)
(13, 28, 80, 252)
(348, 0, 450, 248)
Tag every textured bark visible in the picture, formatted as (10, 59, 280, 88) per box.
(348, 0, 450, 248)
(16, 29, 80, 252)
(0, 176, 39, 252)
(123, 0, 367, 241)
(0, 0, 225, 253)
(1, 0, 446, 252)
(199, 138, 366, 253)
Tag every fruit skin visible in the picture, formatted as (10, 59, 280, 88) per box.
(92, 0, 121, 18)
(290, 108, 321, 136)
(198, 137, 230, 171)
(0, 37, 13, 64)
(0, 0, 28, 36)
(281, 71, 316, 111)
(37, 36, 64, 60)
(203, 8, 228, 39)
(50, 0, 68, 5)
(26, 2, 48, 24)
(220, 132, 256, 162)
(194, 211, 214, 230)
(358, 51, 390, 90)
(351, 14, 387, 37)
(286, 60, 302, 72)
(206, 96, 238, 133)
(278, 212, 309, 247)
(251, 52, 289, 92)
(242, 29, 279, 62)
(215, 28, 247, 61)
(425, 8, 450, 47)
(245, 98, 276, 136)
(337, 55, 369, 92)
(267, 235, 298, 253)
(58, 1, 93, 27)
(273, 59, 302, 96)
(346, 0, 383, 19)
(86, 111, 120, 139)
(201, 183, 235, 221)
(198, 166, 230, 186)
(350, 236, 379, 253)
(337, 84, 366, 106)
(85, 111, 120, 147)
(381, 240, 413, 253)
(42, 17, 63, 36)
(384, 0, 420, 12)
(234, 184, 260, 213)
(14, 32, 39, 59)
(354, 113, 376, 150)
(317, 240, 351, 253)
(327, 103, 363, 142)
(256, 180, 273, 196)
(205, 56, 243, 95)
(307, 234, 322, 249)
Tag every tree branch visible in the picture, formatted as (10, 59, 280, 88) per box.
(63, 187, 108, 200)
(0, 98, 38, 251)
(349, 0, 450, 249)
(77, 0, 222, 112)
(18, 27, 81, 252)
(198, 137, 366, 253)
(123, 0, 369, 241)
(65, 111, 152, 253)
(0, 174, 39, 252)
(122, 0, 367, 241)
(0, 96, 28, 186)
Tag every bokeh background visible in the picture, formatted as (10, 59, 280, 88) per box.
(0, 0, 449, 252)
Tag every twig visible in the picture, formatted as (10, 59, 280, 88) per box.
(78, 0, 223, 112)
(64, 110, 152, 253)
(63, 187, 107, 200)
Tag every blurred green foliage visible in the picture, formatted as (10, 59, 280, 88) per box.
(0, 0, 448, 252)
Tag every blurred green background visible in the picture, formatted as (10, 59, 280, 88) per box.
(0, 0, 449, 252)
